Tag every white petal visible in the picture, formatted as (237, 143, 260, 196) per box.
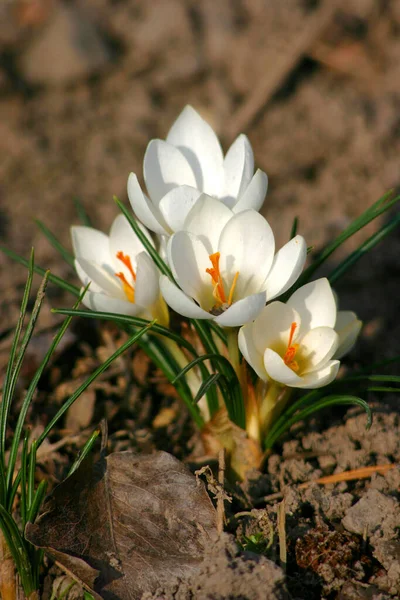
(238, 325, 268, 381)
(232, 169, 268, 213)
(76, 258, 124, 299)
(74, 259, 104, 293)
(109, 214, 154, 276)
(166, 105, 224, 196)
(223, 134, 254, 204)
(183, 194, 233, 254)
(160, 275, 211, 319)
(287, 278, 337, 337)
(300, 327, 339, 373)
(71, 226, 110, 264)
(295, 360, 340, 389)
(127, 173, 169, 235)
(214, 292, 266, 327)
(334, 311, 362, 359)
(218, 210, 275, 298)
(263, 236, 307, 301)
(264, 348, 303, 386)
(251, 302, 300, 355)
(81, 289, 142, 316)
(144, 140, 197, 203)
(158, 185, 202, 232)
(134, 252, 160, 308)
(167, 232, 213, 309)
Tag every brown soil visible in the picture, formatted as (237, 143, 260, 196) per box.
(1, 0, 400, 599)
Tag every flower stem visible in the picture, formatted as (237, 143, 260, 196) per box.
(226, 328, 244, 387)
(259, 382, 292, 439)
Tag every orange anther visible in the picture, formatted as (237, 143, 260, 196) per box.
(283, 322, 299, 371)
(206, 253, 240, 312)
(116, 251, 136, 281)
(206, 252, 227, 305)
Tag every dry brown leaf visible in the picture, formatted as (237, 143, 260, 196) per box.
(26, 451, 217, 599)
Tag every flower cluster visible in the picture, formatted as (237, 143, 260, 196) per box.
(71, 105, 362, 450)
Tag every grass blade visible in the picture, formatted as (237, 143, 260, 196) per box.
(293, 189, 400, 290)
(35, 219, 75, 267)
(0, 246, 80, 297)
(52, 307, 198, 356)
(1, 268, 48, 490)
(137, 334, 204, 427)
(290, 217, 299, 239)
(264, 395, 371, 450)
(114, 196, 173, 278)
(67, 427, 101, 477)
(6, 290, 88, 498)
(20, 435, 29, 526)
(73, 197, 93, 227)
(194, 373, 222, 405)
(27, 480, 48, 524)
(35, 321, 156, 449)
(329, 213, 400, 284)
(0, 504, 35, 593)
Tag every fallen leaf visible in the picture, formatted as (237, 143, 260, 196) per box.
(26, 451, 217, 599)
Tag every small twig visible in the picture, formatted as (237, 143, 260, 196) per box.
(259, 463, 397, 503)
(195, 460, 232, 533)
(277, 499, 286, 571)
(217, 449, 225, 535)
(298, 462, 396, 488)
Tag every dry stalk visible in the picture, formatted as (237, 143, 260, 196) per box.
(0, 531, 16, 600)
(277, 499, 287, 572)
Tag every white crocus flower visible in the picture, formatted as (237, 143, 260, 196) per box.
(71, 214, 168, 325)
(334, 310, 362, 359)
(159, 195, 307, 327)
(127, 105, 268, 236)
(239, 278, 344, 388)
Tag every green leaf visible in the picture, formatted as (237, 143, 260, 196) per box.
(0, 504, 36, 594)
(35, 219, 75, 267)
(52, 307, 198, 355)
(1, 267, 48, 501)
(6, 289, 88, 502)
(20, 435, 29, 526)
(52, 306, 219, 421)
(137, 334, 204, 428)
(292, 189, 400, 290)
(35, 320, 157, 449)
(329, 213, 400, 284)
(264, 395, 371, 450)
(114, 196, 173, 279)
(27, 480, 48, 524)
(290, 217, 298, 239)
(74, 197, 93, 227)
(67, 427, 101, 477)
(0, 245, 80, 296)
(174, 352, 245, 428)
(194, 373, 222, 405)
(0, 250, 34, 473)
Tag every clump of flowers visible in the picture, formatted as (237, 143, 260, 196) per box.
(3, 106, 400, 485)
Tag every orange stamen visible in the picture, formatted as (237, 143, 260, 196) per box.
(206, 252, 240, 311)
(116, 251, 136, 281)
(115, 272, 135, 303)
(206, 252, 227, 305)
(283, 322, 299, 372)
(228, 271, 239, 306)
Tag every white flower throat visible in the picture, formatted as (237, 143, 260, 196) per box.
(206, 251, 239, 315)
(114, 251, 136, 303)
